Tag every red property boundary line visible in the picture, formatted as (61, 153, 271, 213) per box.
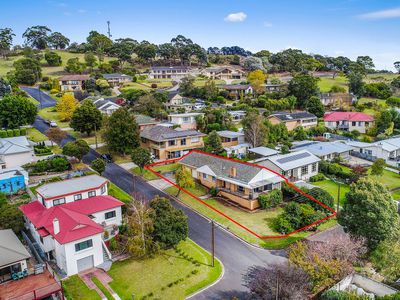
(145, 149, 337, 240)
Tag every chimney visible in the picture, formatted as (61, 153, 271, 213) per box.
(53, 218, 60, 235)
(230, 167, 237, 178)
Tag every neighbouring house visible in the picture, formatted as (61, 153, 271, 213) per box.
(149, 66, 194, 79)
(20, 175, 123, 277)
(201, 66, 245, 81)
(92, 98, 121, 115)
(58, 74, 90, 91)
(228, 110, 247, 123)
(263, 83, 287, 93)
(0, 136, 35, 169)
(219, 84, 253, 99)
(134, 114, 160, 131)
(0, 167, 28, 194)
(248, 146, 279, 160)
(291, 141, 354, 161)
(102, 73, 132, 87)
(267, 111, 318, 131)
(165, 92, 195, 112)
(179, 151, 284, 210)
(320, 92, 356, 108)
(168, 112, 204, 130)
(324, 112, 374, 134)
(217, 131, 249, 158)
(258, 150, 320, 181)
(140, 125, 205, 160)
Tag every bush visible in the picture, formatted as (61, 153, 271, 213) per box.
(0, 130, 7, 138)
(13, 129, 20, 136)
(310, 173, 325, 182)
(50, 88, 59, 94)
(25, 156, 70, 174)
(272, 214, 293, 234)
(209, 187, 218, 197)
(151, 83, 157, 88)
(258, 189, 283, 209)
(20, 128, 26, 135)
(364, 82, 392, 99)
(320, 289, 369, 300)
(7, 129, 14, 137)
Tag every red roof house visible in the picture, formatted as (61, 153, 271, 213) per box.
(324, 112, 374, 122)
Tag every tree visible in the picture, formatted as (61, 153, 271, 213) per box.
(394, 61, 400, 74)
(0, 202, 24, 234)
(22, 25, 51, 49)
(149, 196, 188, 248)
(131, 148, 152, 173)
(109, 38, 137, 67)
(87, 31, 113, 61)
(287, 95, 297, 112)
(135, 41, 157, 63)
(338, 178, 399, 250)
(70, 100, 102, 136)
(48, 32, 70, 49)
(102, 108, 140, 155)
(0, 95, 37, 128)
(56, 93, 78, 121)
(0, 78, 12, 97)
(244, 263, 311, 300)
(0, 28, 15, 58)
(243, 56, 265, 71)
(204, 130, 224, 154)
(45, 127, 67, 146)
(348, 72, 365, 97)
(356, 55, 375, 73)
(370, 158, 385, 176)
(175, 166, 195, 196)
(13, 57, 41, 85)
(84, 52, 97, 71)
(125, 199, 158, 258)
(157, 42, 176, 62)
(306, 96, 325, 117)
(370, 237, 400, 283)
(44, 51, 62, 66)
(65, 57, 86, 74)
(288, 74, 320, 108)
(292, 126, 308, 140)
(242, 111, 267, 147)
(247, 70, 267, 94)
(179, 76, 195, 96)
(62, 139, 90, 161)
(91, 158, 106, 175)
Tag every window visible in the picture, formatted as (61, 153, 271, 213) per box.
(237, 186, 244, 193)
(168, 140, 176, 146)
(312, 163, 317, 172)
(202, 173, 207, 180)
(183, 117, 190, 123)
(181, 138, 186, 146)
(352, 122, 356, 126)
(301, 165, 308, 175)
(105, 211, 116, 219)
(88, 191, 96, 197)
(74, 194, 82, 201)
(191, 137, 199, 143)
(212, 176, 216, 182)
(53, 198, 65, 206)
(101, 185, 106, 195)
(75, 239, 93, 252)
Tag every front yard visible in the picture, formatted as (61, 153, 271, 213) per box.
(63, 239, 222, 300)
(38, 107, 70, 128)
(313, 179, 350, 206)
(132, 163, 180, 181)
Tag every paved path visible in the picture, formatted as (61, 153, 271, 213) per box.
(26, 88, 287, 299)
(22, 87, 57, 109)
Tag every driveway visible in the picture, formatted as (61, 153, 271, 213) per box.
(22, 87, 57, 109)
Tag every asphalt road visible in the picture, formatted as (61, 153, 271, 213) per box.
(27, 88, 286, 299)
(22, 87, 58, 109)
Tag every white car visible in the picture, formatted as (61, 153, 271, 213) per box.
(49, 121, 58, 127)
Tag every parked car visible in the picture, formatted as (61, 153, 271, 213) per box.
(45, 119, 58, 127)
(101, 153, 113, 163)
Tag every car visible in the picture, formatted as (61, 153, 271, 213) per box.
(45, 119, 58, 127)
(100, 153, 113, 163)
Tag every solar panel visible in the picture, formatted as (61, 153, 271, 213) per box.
(276, 152, 310, 164)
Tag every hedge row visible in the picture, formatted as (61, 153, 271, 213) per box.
(0, 128, 27, 138)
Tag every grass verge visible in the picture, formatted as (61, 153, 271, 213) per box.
(108, 182, 132, 203)
(92, 277, 114, 300)
(63, 275, 101, 300)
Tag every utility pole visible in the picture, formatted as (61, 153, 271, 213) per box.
(337, 181, 341, 213)
(211, 221, 215, 267)
(107, 21, 112, 39)
(94, 123, 98, 149)
(275, 273, 279, 300)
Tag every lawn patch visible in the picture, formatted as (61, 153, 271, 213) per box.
(26, 128, 47, 142)
(38, 108, 70, 128)
(108, 182, 132, 203)
(318, 76, 348, 93)
(92, 277, 113, 300)
(63, 275, 101, 300)
(313, 179, 349, 206)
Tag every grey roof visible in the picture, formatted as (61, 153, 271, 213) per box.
(220, 84, 251, 90)
(151, 66, 191, 71)
(373, 137, 400, 152)
(291, 141, 354, 157)
(248, 146, 279, 157)
(269, 111, 317, 121)
(140, 125, 205, 142)
(179, 151, 282, 187)
(36, 175, 108, 199)
(0, 168, 25, 181)
(103, 73, 132, 80)
(263, 150, 320, 171)
(217, 131, 244, 139)
(134, 114, 158, 125)
(0, 229, 31, 267)
(0, 136, 33, 155)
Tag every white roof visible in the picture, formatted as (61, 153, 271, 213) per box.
(217, 131, 244, 139)
(0, 136, 33, 155)
(248, 146, 279, 157)
(344, 140, 373, 149)
(0, 168, 27, 181)
(0, 229, 31, 267)
(373, 137, 400, 152)
(291, 141, 354, 157)
(263, 150, 321, 171)
(168, 112, 203, 118)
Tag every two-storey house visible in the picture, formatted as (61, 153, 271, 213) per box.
(324, 112, 374, 134)
(168, 112, 204, 130)
(216, 131, 249, 158)
(267, 112, 318, 131)
(58, 75, 90, 91)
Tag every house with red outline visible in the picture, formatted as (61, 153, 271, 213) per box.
(179, 151, 284, 210)
(19, 175, 123, 276)
(324, 111, 374, 133)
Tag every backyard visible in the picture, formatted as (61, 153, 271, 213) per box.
(318, 76, 348, 93)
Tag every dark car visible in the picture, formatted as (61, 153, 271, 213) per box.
(101, 153, 113, 163)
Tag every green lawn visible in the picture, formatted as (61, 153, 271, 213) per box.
(38, 107, 70, 128)
(108, 239, 222, 300)
(133, 163, 180, 181)
(26, 128, 47, 142)
(313, 179, 350, 206)
(318, 76, 348, 93)
(391, 189, 400, 201)
(193, 79, 226, 87)
(92, 277, 113, 300)
(369, 169, 400, 191)
(68, 130, 103, 145)
(96, 146, 131, 164)
(63, 275, 101, 300)
(108, 182, 132, 203)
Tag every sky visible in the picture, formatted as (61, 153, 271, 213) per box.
(2, 0, 400, 70)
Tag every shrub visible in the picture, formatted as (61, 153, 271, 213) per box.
(7, 129, 14, 137)
(310, 173, 325, 182)
(50, 88, 59, 94)
(258, 189, 283, 209)
(272, 214, 293, 234)
(320, 289, 368, 300)
(108, 238, 118, 251)
(0, 130, 7, 138)
(13, 129, 20, 136)
(20, 128, 26, 135)
(151, 83, 157, 88)
(209, 187, 218, 197)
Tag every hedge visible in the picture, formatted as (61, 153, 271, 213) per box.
(310, 173, 325, 182)
(258, 189, 283, 209)
(0, 128, 27, 138)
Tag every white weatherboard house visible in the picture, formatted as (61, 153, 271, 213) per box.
(258, 150, 320, 181)
(0, 136, 35, 169)
(20, 175, 123, 276)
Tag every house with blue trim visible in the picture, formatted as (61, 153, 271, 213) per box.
(0, 168, 28, 194)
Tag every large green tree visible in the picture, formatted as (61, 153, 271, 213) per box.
(13, 57, 41, 85)
(102, 108, 140, 155)
(348, 72, 365, 97)
(62, 139, 90, 162)
(70, 100, 103, 136)
(64, 57, 86, 74)
(150, 196, 188, 249)
(44, 51, 62, 66)
(131, 147, 152, 173)
(288, 74, 320, 108)
(338, 178, 399, 250)
(306, 96, 325, 118)
(87, 31, 113, 61)
(0, 95, 37, 128)
(22, 25, 51, 49)
(204, 130, 224, 154)
(0, 28, 15, 58)
(48, 32, 70, 49)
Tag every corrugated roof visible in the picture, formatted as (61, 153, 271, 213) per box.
(0, 136, 33, 155)
(217, 131, 244, 139)
(140, 125, 205, 142)
(58, 75, 90, 81)
(324, 112, 374, 122)
(269, 111, 317, 121)
(248, 147, 279, 157)
(0, 229, 31, 267)
(262, 150, 320, 171)
(291, 141, 354, 157)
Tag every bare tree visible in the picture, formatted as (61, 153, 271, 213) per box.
(242, 111, 267, 148)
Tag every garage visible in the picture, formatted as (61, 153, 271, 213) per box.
(77, 255, 94, 273)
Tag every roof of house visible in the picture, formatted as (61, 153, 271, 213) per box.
(0, 229, 31, 267)
(217, 131, 244, 139)
(168, 112, 203, 118)
(324, 112, 374, 122)
(262, 150, 320, 171)
(92, 98, 121, 111)
(204, 66, 244, 74)
(151, 66, 191, 71)
(134, 114, 159, 125)
(179, 151, 283, 188)
(228, 110, 246, 116)
(58, 75, 90, 81)
(36, 175, 108, 200)
(269, 111, 317, 121)
(0, 136, 33, 156)
(291, 141, 354, 157)
(20, 196, 123, 244)
(0, 168, 25, 181)
(373, 137, 400, 152)
(140, 125, 205, 142)
(220, 84, 251, 91)
(102, 73, 132, 80)
(248, 146, 279, 157)
(224, 143, 251, 152)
